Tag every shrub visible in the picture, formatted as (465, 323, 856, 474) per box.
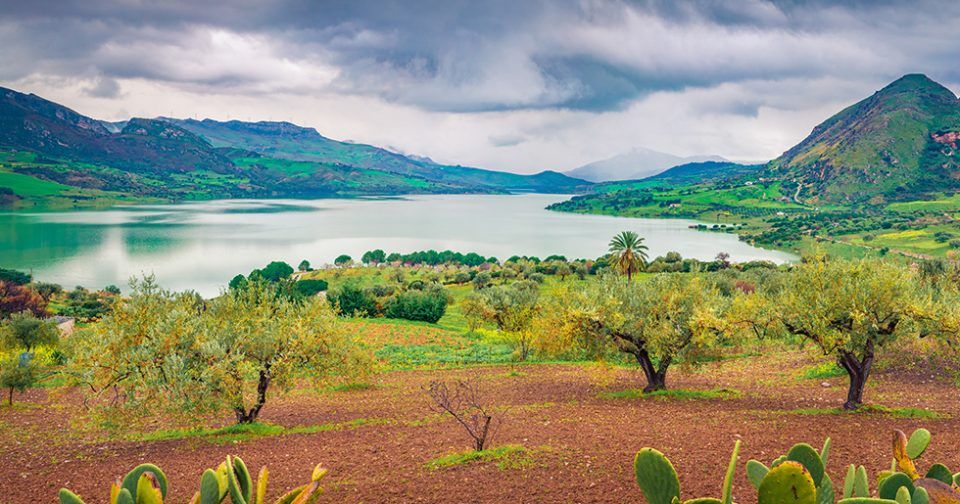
(328, 283, 378, 317)
(0, 268, 31, 285)
(0, 281, 47, 319)
(294, 279, 328, 297)
(384, 288, 448, 323)
(424, 378, 503, 451)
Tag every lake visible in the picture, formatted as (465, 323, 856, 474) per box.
(1, 194, 794, 296)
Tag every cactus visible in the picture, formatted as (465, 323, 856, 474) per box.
(758, 461, 817, 504)
(747, 460, 770, 491)
(634, 448, 681, 504)
(906, 429, 931, 459)
(58, 456, 328, 504)
(748, 437, 834, 504)
(633, 441, 740, 503)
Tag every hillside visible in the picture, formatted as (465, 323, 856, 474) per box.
(164, 118, 588, 193)
(0, 87, 589, 208)
(564, 147, 726, 182)
(768, 74, 960, 204)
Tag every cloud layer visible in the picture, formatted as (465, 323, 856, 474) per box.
(2, 0, 959, 172)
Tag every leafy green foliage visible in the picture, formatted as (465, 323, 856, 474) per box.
(0, 268, 31, 285)
(67, 276, 368, 424)
(384, 287, 448, 323)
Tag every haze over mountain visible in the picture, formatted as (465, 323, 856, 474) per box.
(768, 74, 960, 204)
(565, 148, 727, 182)
(0, 86, 588, 207)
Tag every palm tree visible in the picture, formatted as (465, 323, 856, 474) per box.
(608, 231, 649, 282)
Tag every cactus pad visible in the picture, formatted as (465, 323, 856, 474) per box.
(758, 461, 817, 504)
(634, 448, 682, 504)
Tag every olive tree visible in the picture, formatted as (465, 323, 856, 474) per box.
(466, 281, 540, 360)
(0, 312, 59, 405)
(69, 276, 368, 424)
(740, 256, 923, 410)
(569, 273, 728, 391)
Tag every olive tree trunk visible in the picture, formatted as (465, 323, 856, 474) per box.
(838, 340, 874, 410)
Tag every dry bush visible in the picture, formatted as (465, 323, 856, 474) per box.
(424, 378, 505, 451)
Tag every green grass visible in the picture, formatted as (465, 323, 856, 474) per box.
(134, 418, 386, 444)
(374, 342, 515, 369)
(425, 444, 536, 470)
(800, 362, 846, 380)
(325, 382, 376, 393)
(786, 405, 941, 419)
(886, 193, 960, 213)
(0, 169, 72, 196)
(599, 387, 741, 400)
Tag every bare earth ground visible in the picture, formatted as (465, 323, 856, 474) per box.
(1, 351, 958, 503)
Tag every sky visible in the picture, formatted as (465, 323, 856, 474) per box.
(1, 0, 959, 174)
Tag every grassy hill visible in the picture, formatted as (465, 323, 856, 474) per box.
(165, 118, 589, 193)
(0, 87, 589, 208)
(768, 74, 960, 204)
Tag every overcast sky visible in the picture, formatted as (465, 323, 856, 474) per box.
(2, 0, 959, 173)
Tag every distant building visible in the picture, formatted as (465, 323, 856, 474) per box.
(46, 315, 75, 336)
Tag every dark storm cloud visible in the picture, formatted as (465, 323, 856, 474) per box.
(1, 0, 959, 112)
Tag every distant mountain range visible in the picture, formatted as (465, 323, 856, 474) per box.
(0, 87, 589, 207)
(565, 147, 727, 182)
(768, 73, 960, 204)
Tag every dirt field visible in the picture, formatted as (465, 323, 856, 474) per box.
(1, 351, 958, 504)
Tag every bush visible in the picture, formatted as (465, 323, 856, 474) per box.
(328, 283, 378, 316)
(260, 261, 294, 282)
(385, 288, 448, 323)
(294, 279, 328, 297)
(0, 268, 31, 286)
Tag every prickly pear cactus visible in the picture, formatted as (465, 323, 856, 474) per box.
(758, 461, 817, 504)
(634, 448, 682, 504)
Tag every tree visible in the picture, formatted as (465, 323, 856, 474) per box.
(68, 276, 367, 424)
(759, 256, 923, 410)
(569, 274, 727, 391)
(472, 271, 492, 290)
(0, 312, 58, 406)
(294, 279, 328, 297)
(334, 255, 353, 267)
(0, 355, 37, 406)
(424, 378, 504, 451)
(608, 231, 649, 282)
(0, 281, 47, 319)
(229, 274, 247, 290)
(260, 261, 294, 282)
(33, 282, 62, 301)
(384, 287, 448, 323)
(555, 262, 572, 281)
(298, 260, 312, 272)
(361, 249, 386, 265)
(469, 281, 540, 360)
(2, 311, 59, 351)
(327, 283, 378, 316)
(103, 285, 121, 295)
(0, 268, 31, 285)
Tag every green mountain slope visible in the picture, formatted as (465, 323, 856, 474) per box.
(0, 87, 588, 208)
(768, 74, 960, 204)
(163, 118, 588, 193)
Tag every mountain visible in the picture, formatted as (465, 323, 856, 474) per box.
(0, 88, 233, 174)
(0, 86, 589, 207)
(768, 74, 960, 204)
(565, 147, 726, 182)
(647, 161, 763, 186)
(162, 118, 588, 193)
